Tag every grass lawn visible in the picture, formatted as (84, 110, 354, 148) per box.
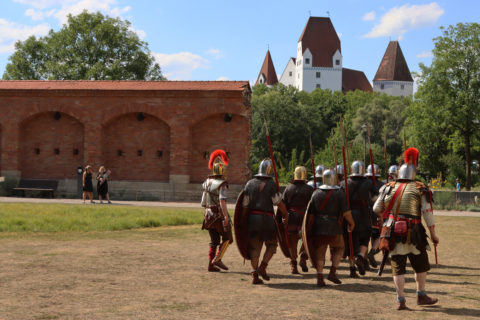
(0, 203, 204, 232)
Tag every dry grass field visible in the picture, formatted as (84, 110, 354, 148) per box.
(0, 215, 479, 320)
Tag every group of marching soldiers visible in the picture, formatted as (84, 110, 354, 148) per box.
(201, 147, 440, 310)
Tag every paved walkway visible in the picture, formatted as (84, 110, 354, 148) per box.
(1, 196, 480, 217)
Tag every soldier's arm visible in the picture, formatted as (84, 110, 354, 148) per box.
(219, 185, 229, 226)
(373, 184, 387, 217)
(277, 200, 289, 224)
(343, 210, 354, 232)
(421, 192, 439, 244)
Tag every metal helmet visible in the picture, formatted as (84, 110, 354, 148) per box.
(388, 165, 399, 178)
(255, 158, 274, 178)
(350, 160, 365, 177)
(314, 165, 325, 178)
(294, 166, 307, 181)
(398, 163, 416, 180)
(320, 169, 339, 189)
(336, 164, 344, 176)
(366, 164, 381, 177)
(208, 149, 228, 177)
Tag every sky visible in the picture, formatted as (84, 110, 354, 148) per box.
(0, 0, 478, 85)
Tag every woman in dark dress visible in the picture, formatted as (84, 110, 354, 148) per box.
(96, 166, 112, 204)
(82, 165, 95, 203)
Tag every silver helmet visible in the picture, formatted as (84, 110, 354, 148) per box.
(320, 169, 339, 190)
(388, 165, 399, 178)
(314, 165, 325, 178)
(398, 163, 416, 180)
(366, 164, 381, 177)
(350, 160, 365, 177)
(255, 158, 274, 178)
(336, 164, 344, 176)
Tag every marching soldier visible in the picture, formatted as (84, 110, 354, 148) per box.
(366, 164, 384, 269)
(201, 150, 233, 272)
(340, 161, 379, 277)
(387, 165, 399, 182)
(374, 147, 439, 310)
(240, 158, 289, 284)
(304, 169, 355, 286)
(336, 165, 344, 184)
(282, 166, 313, 274)
(307, 165, 325, 189)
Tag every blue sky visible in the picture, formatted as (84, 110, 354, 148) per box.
(0, 0, 478, 84)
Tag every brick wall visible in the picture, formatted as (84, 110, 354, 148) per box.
(0, 81, 252, 197)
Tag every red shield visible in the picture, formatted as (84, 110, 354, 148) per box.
(301, 200, 317, 268)
(234, 190, 250, 260)
(275, 211, 291, 258)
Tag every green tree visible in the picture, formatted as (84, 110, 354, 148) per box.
(411, 22, 480, 189)
(3, 11, 165, 80)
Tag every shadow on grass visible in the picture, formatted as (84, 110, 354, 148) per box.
(419, 306, 480, 317)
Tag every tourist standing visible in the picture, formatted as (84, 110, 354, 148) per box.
(82, 165, 95, 204)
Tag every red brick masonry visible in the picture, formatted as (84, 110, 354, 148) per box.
(0, 81, 251, 185)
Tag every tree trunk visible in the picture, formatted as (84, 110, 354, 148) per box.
(465, 133, 471, 191)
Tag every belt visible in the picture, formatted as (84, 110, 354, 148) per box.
(388, 214, 421, 224)
(250, 210, 274, 217)
(289, 207, 306, 215)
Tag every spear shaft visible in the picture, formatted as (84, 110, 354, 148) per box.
(310, 135, 317, 188)
(340, 117, 354, 262)
(366, 121, 376, 187)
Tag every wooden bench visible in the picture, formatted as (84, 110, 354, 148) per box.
(13, 179, 59, 198)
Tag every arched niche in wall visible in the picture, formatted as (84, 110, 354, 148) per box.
(102, 112, 170, 181)
(189, 113, 249, 184)
(19, 111, 84, 179)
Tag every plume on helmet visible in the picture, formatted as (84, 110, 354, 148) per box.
(404, 147, 419, 167)
(208, 149, 229, 169)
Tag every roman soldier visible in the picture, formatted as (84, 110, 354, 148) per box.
(304, 169, 355, 287)
(388, 165, 399, 182)
(201, 150, 233, 272)
(282, 166, 313, 274)
(240, 158, 289, 284)
(340, 160, 379, 277)
(336, 164, 344, 184)
(307, 165, 325, 189)
(365, 164, 384, 269)
(373, 148, 439, 310)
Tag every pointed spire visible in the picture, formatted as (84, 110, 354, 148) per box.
(373, 41, 413, 82)
(255, 50, 278, 86)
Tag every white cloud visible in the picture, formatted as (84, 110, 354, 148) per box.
(362, 11, 375, 21)
(206, 48, 224, 59)
(14, 0, 67, 10)
(53, 0, 124, 24)
(363, 3, 444, 39)
(25, 8, 56, 21)
(216, 76, 229, 81)
(0, 18, 50, 53)
(153, 52, 209, 80)
(337, 32, 343, 38)
(416, 51, 433, 58)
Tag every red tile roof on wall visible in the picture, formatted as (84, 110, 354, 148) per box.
(255, 50, 278, 86)
(373, 41, 413, 82)
(298, 17, 341, 68)
(342, 68, 373, 93)
(0, 80, 251, 91)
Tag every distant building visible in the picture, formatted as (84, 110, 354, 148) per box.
(373, 41, 414, 97)
(255, 50, 278, 87)
(256, 17, 372, 94)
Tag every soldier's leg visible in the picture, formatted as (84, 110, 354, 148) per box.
(409, 251, 437, 305)
(288, 232, 300, 274)
(258, 237, 277, 281)
(248, 236, 264, 284)
(213, 230, 231, 270)
(391, 254, 408, 310)
(208, 229, 221, 272)
(328, 235, 345, 284)
(313, 237, 328, 287)
(368, 226, 380, 268)
(299, 243, 309, 272)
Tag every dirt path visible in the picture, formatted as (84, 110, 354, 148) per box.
(2, 196, 480, 217)
(0, 218, 479, 320)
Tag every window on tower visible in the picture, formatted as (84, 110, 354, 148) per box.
(380, 84, 385, 90)
(336, 59, 340, 65)
(401, 84, 405, 90)
(316, 84, 321, 89)
(289, 71, 292, 77)
(316, 72, 321, 78)
(305, 58, 310, 64)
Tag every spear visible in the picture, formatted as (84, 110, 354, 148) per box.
(366, 121, 376, 187)
(384, 131, 389, 181)
(263, 118, 290, 252)
(340, 117, 354, 263)
(309, 134, 317, 189)
(332, 128, 338, 174)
